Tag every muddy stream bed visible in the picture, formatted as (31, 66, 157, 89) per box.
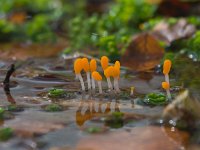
(0, 54, 199, 150)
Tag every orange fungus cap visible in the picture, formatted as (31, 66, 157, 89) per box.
(90, 59, 97, 72)
(104, 66, 112, 78)
(114, 61, 120, 69)
(163, 59, 171, 75)
(162, 82, 170, 90)
(92, 71, 102, 81)
(113, 67, 120, 77)
(101, 56, 109, 70)
(81, 58, 90, 72)
(74, 58, 83, 74)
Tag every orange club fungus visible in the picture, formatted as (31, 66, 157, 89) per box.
(90, 59, 97, 90)
(101, 56, 109, 71)
(74, 58, 85, 91)
(82, 58, 91, 90)
(163, 59, 172, 84)
(92, 71, 103, 94)
(74, 56, 121, 94)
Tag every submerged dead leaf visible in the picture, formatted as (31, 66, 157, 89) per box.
(6, 119, 64, 137)
(77, 126, 189, 150)
(121, 33, 164, 71)
(152, 18, 196, 45)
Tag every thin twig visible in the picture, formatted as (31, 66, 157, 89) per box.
(3, 64, 16, 104)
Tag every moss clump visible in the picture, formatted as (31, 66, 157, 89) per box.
(44, 104, 62, 112)
(48, 88, 66, 98)
(144, 93, 167, 105)
(0, 128, 13, 141)
(86, 127, 102, 134)
(175, 120, 189, 130)
(105, 112, 124, 129)
(0, 108, 5, 120)
(119, 92, 131, 100)
(48, 89, 76, 99)
(7, 105, 24, 112)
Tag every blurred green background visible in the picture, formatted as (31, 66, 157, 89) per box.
(0, 0, 200, 60)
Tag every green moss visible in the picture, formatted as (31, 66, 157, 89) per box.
(172, 56, 200, 91)
(86, 127, 102, 134)
(186, 30, 200, 61)
(7, 105, 24, 112)
(48, 88, 65, 98)
(143, 93, 167, 105)
(0, 128, 13, 141)
(175, 120, 189, 130)
(187, 16, 200, 27)
(0, 108, 5, 120)
(44, 104, 62, 112)
(105, 112, 124, 129)
(112, 112, 124, 118)
(67, 0, 157, 60)
(118, 92, 131, 100)
(48, 88, 76, 99)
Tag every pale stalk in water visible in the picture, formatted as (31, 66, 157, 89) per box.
(166, 89, 172, 100)
(98, 81, 102, 94)
(77, 74, 85, 91)
(165, 74, 169, 84)
(107, 77, 113, 90)
(86, 72, 91, 90)
(114, 78, 120, 92)
(91, 78, 95, 90)
(130, 86, 134, 96)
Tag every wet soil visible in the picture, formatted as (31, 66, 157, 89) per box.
(0, 53, 199, 150)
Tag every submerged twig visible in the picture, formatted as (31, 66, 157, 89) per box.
(3, 64, 15, 87)
(3, 64, 16, 104)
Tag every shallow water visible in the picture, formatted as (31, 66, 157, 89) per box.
(0, 54, 199, 150)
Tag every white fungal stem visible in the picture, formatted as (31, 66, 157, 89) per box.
(114, 77, 120, 92)
(106, 77, 113, 90)
(165, 74, 169, 84)
(77, 74, 85, 91)
(166, 89, 172, 100)
(86, 72, 91, 90)
(75, 74, 78, 80)
(91, 78, 95, 90)
(97, 81, 102, 94)
(130, 87, 134, 96)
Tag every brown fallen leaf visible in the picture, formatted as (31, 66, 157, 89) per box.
(6, 119, 64, 137)
(0, 38, 68, 60)
(152, 18, 196, 45)
(8, 12, 27, 24)
(76, 126, 189, 150)
(121, 33, 164, 71)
